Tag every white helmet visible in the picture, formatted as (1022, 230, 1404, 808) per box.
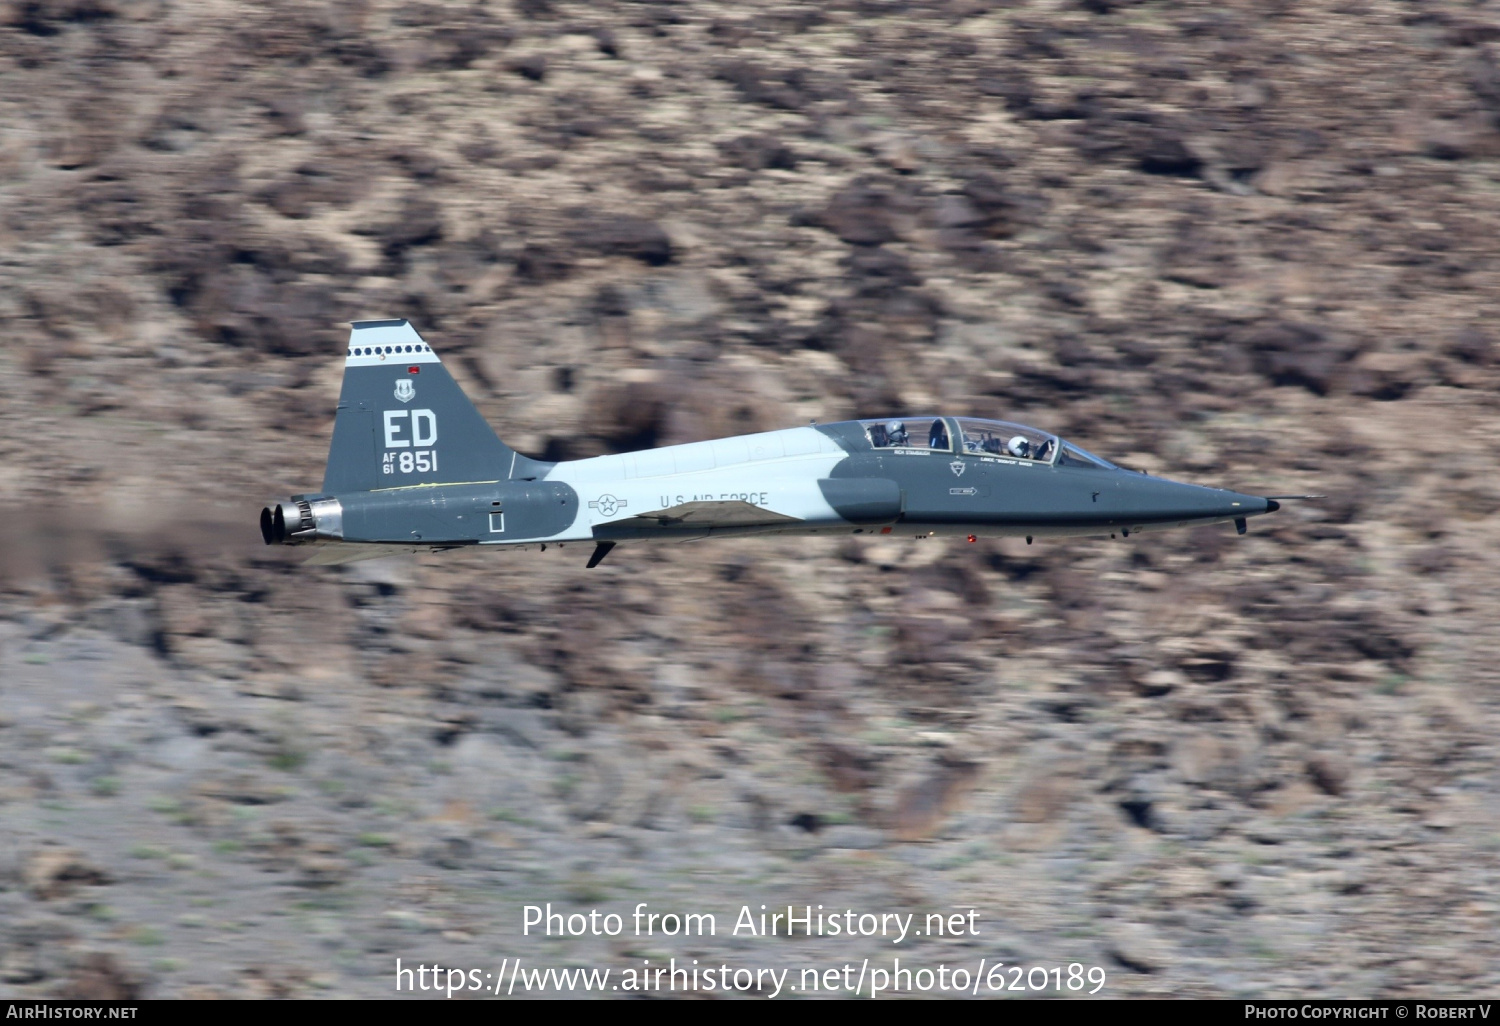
(886, 420, 907, 441)
(1007, 435, 1030, 458)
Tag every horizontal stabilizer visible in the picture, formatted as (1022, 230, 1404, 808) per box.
(634, 500, 803, 528)
(302, 544, 416, 566)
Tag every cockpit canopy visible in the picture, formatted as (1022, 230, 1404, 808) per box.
(861, 417, 1115, 469)
(866, 417, 953, 451)
(952, 418, 1054, 461)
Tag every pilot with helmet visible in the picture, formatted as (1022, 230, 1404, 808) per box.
(1007, 435, 1031, 459)
(885, 420, 908, 445)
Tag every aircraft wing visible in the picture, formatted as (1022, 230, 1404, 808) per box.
(632, 500, 803, 528)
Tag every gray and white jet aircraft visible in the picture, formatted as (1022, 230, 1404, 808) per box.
(261, 319, 1293, 567)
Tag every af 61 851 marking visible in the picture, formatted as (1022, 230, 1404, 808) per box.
(383, 450, 438, 475)
(381, 407, 439, 475)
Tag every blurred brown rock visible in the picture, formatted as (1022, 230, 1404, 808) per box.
(891, 755, 981, 841)
(22, 849, 109, 901)
(57, 952, 141, 1001)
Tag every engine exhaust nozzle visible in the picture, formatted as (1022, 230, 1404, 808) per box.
(260, 498, 344, 545)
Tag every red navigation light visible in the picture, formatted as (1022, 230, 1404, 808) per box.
(408, 366, 419, 374)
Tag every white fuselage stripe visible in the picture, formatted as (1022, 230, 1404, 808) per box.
(505, 427, 848, 543)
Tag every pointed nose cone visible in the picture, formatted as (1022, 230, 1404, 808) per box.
(1114, 474, 1275, 524)
(1214, 489, 1276, 517)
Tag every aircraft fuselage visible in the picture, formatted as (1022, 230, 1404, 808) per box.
(271, 421, 1275, 555)
(259, 321, 1280, 565)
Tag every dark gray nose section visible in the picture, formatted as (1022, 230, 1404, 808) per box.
(1216, 490, 1275, 517)
(1115, 475, 1274, 523)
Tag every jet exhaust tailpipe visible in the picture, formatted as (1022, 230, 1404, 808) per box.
(260, 498, 344, 545)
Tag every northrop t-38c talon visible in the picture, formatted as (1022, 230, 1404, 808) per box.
(261, 320, 1304, 568)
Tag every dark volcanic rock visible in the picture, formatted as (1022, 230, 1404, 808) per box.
(717, 133, 798, 171)
(715, 59, 820, 112)
(1240, 322, 1356, 395)
(513, 242, 574, 285)
(575, 217, 674, 266)
(794, 180, 909, 246)
(508, 54, 546, 81)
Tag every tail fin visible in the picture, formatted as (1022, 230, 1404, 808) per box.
(321, 320, 547, 493)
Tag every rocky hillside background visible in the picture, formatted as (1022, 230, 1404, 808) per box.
(2, 0, 1499, 999)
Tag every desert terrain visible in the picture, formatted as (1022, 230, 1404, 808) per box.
(1, 0, 1499, 998)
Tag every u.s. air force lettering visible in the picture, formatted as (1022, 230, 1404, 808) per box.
(660, 491, 770, 507)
